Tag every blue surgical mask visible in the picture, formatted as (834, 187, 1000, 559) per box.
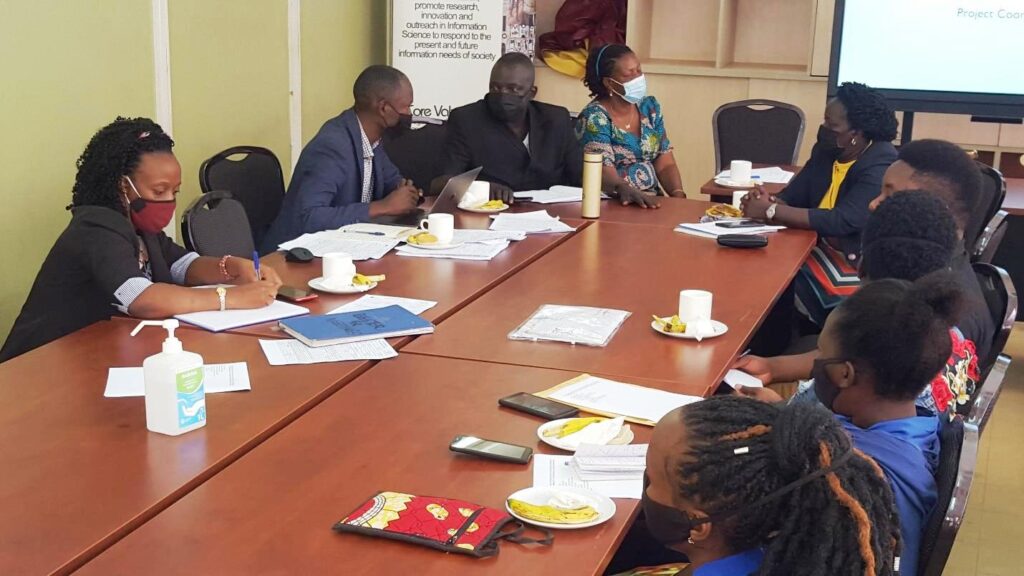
(611, 74, 647, 105)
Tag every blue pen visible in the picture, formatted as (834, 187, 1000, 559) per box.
(252, 250, 261, 279)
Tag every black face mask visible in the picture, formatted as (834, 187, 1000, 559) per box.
(642, 447, 856, 548)
(384, 111, 413, 140)
(811, 358, 846, 410)
(816, 124, 843, 158)
(485, 92, 529, 123)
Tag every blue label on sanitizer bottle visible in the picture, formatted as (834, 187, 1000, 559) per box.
(176, 367, 206, 428)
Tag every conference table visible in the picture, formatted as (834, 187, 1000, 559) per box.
(1, 197, 816, 575)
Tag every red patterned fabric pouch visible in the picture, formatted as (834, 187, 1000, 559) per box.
(333, 491, 553, 558)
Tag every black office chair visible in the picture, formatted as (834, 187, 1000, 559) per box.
(198, 146, 285, 251)
(382, 120, 448, 192)
(967, 354, 1010, 436)
(972, 262, 1017, 376)
(919, 416, 975, 576)
(972, 209, 1009, 264)
(712, 99, 805, 172)
(181, 190, 256, 258)
(966, 163, 1006, 251)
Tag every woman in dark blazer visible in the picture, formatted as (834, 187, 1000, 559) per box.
(1, 118, 281, 362)
(744, 82, 898, 329)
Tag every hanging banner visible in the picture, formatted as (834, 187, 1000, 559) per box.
(390, 0, 535, 121)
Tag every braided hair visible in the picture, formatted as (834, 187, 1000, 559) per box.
(583, 44, 634, 99)
(832, 272, 962, 400)
(69, 117, 174, 215)
(835, 82, 898, 142)
(676, 396, 901, 576)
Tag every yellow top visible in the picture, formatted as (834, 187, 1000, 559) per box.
(818, 159, 856, 210)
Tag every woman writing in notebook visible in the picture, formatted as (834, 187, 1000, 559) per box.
(0, 117, 281, 362)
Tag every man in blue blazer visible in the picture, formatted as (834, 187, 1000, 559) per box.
(262, 65, 421, 252)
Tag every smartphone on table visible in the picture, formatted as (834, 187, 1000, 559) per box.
(714, 220, 762, 229)
(449, 435, 533, 464)
(498, 392, 579, 420)
(277, 285, 319, 303)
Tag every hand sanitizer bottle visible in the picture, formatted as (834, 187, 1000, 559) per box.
(131, 319, 206, 436)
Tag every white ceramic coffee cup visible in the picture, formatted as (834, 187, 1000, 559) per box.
(732, 190, 748, 209)
(322, 252, 357, 287)
(419, 213, 455, 245)
(730, 160, 752, 184)
(462, 181, 491, 207)
(678, 290, 713, 322)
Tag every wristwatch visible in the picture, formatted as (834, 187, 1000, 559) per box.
(216, 286, 227, 311)
(765, 203, 778, 221)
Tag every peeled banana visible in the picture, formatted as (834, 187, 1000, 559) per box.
(508, 498, 599, 524)
(543, 417, 605, 439)
(407, 232, 438, 245)
(652, 315, 687, 333)
(352, 273, 385, 286)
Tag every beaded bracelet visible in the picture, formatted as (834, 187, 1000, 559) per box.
(218, 255, 233, 280)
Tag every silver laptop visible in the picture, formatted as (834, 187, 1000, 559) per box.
(370, 166, 483, 225)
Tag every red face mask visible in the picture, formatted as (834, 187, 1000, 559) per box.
(125, 177, 175, 234)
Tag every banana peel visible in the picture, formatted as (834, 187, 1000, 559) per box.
(543, 417, 605, 439)
(706, 204, 743, 218)
(652, 315, 687, 334)
(508, 498, 599, 524)
(407, 232, 438, 245)
(352, 273, 384, 286)
(475, 200, 507, 210)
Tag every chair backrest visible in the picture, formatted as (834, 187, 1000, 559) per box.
(198, 146, 285, 250)
(966, 163, 1006, 248)
(972, 210, 1008, 264)
(382, 122, 448, 192)
(712, 99, 806, 172)
(919, 417, 976, 576)
(972, 262, 1017, 374)
(181, 190, 255, 258)
(967, 354, 1010, 435)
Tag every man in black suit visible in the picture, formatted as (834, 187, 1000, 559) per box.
(435, 52, 583, 203)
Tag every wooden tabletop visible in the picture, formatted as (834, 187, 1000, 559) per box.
(698, 164, 798, 203)
(535, 196, 713, 228)
(77, 355, 703, 576)
(405, 217, 816, 395)
(0, 320, 378, 576)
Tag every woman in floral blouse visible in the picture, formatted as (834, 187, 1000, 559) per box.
(576, 44, 683, 208)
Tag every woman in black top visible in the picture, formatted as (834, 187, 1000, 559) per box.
(1, 117, 281, 362)
(743, 82, 898, 257)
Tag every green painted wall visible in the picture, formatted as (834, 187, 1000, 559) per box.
(0, 0, 155, 341)
(0, 0, 384, 344)
(301, 0, 388, 145)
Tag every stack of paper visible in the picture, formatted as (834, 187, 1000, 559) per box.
(277, 232, 398, 260)
(571, 444, 647, 482)
(104, 363, 252, 397)
(540, 375, 703, 425)
(532, 445, 648, 499)
(514, 186, 610, 204)
(450, 229, 526, 244)
(175, 300, 309, 332)
(396, 240, 511, 261)
(508, 305, 630, 347)
(715, 166, 794, 184)
(675, 221, 785, 239)
(258, 338, 397, 366)
(490, 211, 576, 234)
(337, 223, 415, 239)
(328, 295, 437, 316)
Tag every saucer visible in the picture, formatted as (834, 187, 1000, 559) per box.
(651, 317, 728, 340)
(308, 276, 377, 294)
(714, 178, 758, 189)
(506, 487, 616, 530)
(459, 203, 509, 214)
(537, 418, 634, 452)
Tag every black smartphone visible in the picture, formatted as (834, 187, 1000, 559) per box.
(498, 392, 579, 420)
(449, 435, 533, 464)
(277, 285, 319, 303)
(715, 220, 762, 229)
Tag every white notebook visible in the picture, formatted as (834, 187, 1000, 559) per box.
(175, 300, 309, 332)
